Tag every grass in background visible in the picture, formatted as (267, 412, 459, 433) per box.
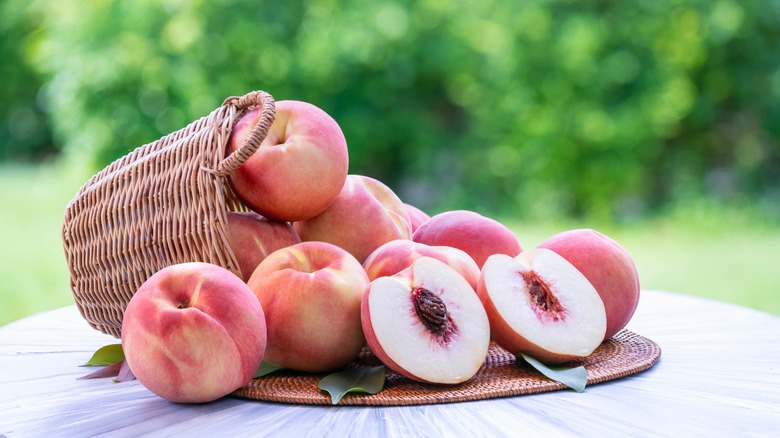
(624, 201, 779, 315)
(1, 163, 778, 327)
(0, 162, 87, 327)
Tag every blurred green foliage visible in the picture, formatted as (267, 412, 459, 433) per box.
(2, 0, 779, 222)
(0, 2, 54, 161)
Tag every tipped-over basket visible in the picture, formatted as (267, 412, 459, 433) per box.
(62, 90, 276, 338)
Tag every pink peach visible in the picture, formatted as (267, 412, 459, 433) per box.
(293, 175, 412, 263)
(247, 241, 369, 373)
(227, 100, 349, 221)
(405, 203, 431, 233)
(363, 239, 480, 291)
(226, 211, 301, 281)
(412, 210, 522, 268)
(121, 262, 267, 403)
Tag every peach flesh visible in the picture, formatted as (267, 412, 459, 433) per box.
(537, 228, 640, 340)
(478, 250, 606, 365)
(362, 257, 490, 384)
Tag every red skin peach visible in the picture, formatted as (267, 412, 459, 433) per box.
(227, 100, 349, 222)
(121, 262, 267, 403)
(405, 203, 430, 233)
(538, 228, 641, 341)
(226, 211, 301, 281)
(293, 175, 412, 263)
(247, 241, 370, 373)
(412, 210, 522, 268)
(363, 240, 480, 291)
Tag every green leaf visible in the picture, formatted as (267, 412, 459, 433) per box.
(81, 344, 125, 367)
(318, 365, 386, 405)
(519, 353, 587, 393)
(254, 361, 285, 378)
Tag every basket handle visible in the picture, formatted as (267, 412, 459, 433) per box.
(212, 90, 276, 176)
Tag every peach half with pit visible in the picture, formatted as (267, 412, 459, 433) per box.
(478, 249, 607, 365)
(121, 262, 267, 403)
(538, 228, 640, 341)
(362, 257, 491, 384)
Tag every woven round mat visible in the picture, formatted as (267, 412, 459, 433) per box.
(233, 329, 661, 406)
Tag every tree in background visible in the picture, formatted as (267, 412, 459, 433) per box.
(3, 0, 779, 222)
(0, 2, 55, 161)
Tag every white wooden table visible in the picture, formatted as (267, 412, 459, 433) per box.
(1, 290, 779, 437)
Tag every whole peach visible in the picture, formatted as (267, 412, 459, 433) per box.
(293, 175, 412, 263)
(227, 100, 348, 222)
(412, 210, 522, 268)
(538, 228, 640, 340)
(226, 211, 301, 281)
(405, 203, 431, 233)
(247, 241, 369, 373)
(363, 239, 480, 291)
(121, 262, 267, 403)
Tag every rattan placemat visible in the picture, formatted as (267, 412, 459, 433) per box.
(233, 329, 661, 406)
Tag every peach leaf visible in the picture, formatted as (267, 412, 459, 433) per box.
(78, 343, 136, 382)
(81, 343, 124, 367)
(519, 353, 587, 393)
(318, 365, 386, 404)
(254, 361, 286, 378)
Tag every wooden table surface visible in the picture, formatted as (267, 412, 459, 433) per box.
(1, 289, 779, 437)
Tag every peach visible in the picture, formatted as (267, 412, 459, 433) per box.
(363, 239, 480, 291)
(246, 241, 369, 373)
(537, 228, 641, 341)
(478, 249, 607, 365)
(226, 211, 301, 282)
(412, 210, 522, 268)
(121, 262, 267, 403)
(227, 100, 349, 222)
(405, 203, 430, 233)
(362, 257, 490, 384)
(293, 175, 412, 263)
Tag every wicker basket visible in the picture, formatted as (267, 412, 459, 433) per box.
(61, 90, 276, 338)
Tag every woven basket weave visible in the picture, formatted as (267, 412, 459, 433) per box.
(62, 90, 276, 338)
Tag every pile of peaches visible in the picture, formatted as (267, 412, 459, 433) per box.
(120, 100, 640, 403)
